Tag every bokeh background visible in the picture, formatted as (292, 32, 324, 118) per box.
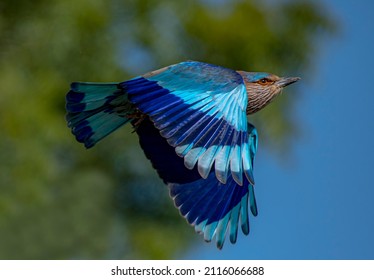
(1, 0, 373, 259)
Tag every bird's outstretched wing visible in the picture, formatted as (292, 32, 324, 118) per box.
(122, 61, 254, 186)
(135, 117, 258, 248)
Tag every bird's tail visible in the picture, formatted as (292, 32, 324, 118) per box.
(66, 82, 135, 148)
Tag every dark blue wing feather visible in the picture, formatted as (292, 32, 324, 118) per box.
(122, 61, 254, 186)
(169, 173, 255, 249)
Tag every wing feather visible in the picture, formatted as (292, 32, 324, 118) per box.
(122, 61, 254, 185)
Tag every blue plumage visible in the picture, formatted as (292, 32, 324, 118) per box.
(136, 117, 256, 249)
(65, 60, 300, 249)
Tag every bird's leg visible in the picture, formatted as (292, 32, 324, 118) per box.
(131, 115, 147, 130)
(127, 110, 147, 131)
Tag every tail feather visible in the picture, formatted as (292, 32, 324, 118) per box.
(66, 82, 134, 148)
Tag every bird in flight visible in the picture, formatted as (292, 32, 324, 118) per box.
(66, 61, 300, 249)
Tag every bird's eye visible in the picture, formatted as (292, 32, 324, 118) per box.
(258, 78, 269, 84)
(257, 77, 275, 86)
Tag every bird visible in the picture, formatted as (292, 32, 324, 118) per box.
(65, 60, 300, 249)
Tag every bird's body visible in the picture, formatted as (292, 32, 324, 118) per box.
(66, 61, 299, 249)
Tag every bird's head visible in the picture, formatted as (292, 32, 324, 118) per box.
(238, 71, 300, 115)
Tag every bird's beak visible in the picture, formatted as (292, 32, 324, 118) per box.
(276, 77, 301, 88)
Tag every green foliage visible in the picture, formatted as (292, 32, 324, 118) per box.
(0, 0, 335, 259)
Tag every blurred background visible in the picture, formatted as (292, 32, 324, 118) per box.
(1, 0, 373, 259)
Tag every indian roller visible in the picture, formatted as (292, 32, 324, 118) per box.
(65, 61, 299, 249)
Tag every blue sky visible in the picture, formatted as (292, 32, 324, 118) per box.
(182, 0, 374, 259)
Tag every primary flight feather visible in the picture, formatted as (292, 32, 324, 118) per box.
(65, 60, 299, 249)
